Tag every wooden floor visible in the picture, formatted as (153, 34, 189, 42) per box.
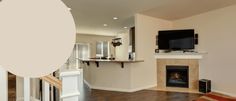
(7, 70, 202, 101)
(79, 84, 203, 101)
(8, 73, 16, 101)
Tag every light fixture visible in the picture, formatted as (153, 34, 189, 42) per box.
(124, 27, 128, 29)
(112, 38, 122, 47)
(103, 24, 108, 26)
(68, 8, 72, 11)
(113, 17, 118, 20)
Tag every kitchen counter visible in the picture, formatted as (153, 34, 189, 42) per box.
(79, 58, 144, 68)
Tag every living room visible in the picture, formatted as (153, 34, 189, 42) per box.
(1, 0, 236, 101)
(74, 0, 236, 100)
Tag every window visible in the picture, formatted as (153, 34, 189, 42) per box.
(96, 41, 110, 58)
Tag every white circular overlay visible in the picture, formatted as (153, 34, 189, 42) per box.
(0, 0, 76, 77)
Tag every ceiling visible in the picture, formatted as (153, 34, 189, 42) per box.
(62, 0, 236, 36)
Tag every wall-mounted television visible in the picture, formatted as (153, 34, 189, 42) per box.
(157, 29, 195, 50)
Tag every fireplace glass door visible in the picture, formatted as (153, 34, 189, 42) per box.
(166, 66, 189, 88)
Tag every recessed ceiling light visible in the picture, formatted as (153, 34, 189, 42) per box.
(113, 17, 118, 20)
(68, 8, 72, 11)
(103, 24, 108, 27)
(124, 27, 128, 29)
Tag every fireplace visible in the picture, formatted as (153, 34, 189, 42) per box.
(166, 65, 189, 88)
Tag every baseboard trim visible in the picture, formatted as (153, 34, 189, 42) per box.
(84, 80, 236, 97)
(83, 80, 156, 92)
(129, 84, 157, 92)
(212, 90, 236, 97)
(17, 97, 40, 101)
(92, 86, 134, 92)
(83, 80, 92, 88)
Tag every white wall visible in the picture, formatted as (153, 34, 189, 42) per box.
(115, 32, 129, 60)
(174, 5, 236, 96)
(0, 67, 8, 101)
(76, 34, 115, 58)
(83, 63, 132, 91)
(131, 14, 173, 89)
(16, 77, 24, 100)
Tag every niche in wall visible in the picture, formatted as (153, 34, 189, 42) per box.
(129, 27, 135, 52)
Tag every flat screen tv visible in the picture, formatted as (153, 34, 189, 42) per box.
(157, 29, 195, 50)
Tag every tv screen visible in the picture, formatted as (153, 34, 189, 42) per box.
(157, 29, 195, 50)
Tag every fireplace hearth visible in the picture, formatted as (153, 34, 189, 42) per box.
(166, 66, 189, 88)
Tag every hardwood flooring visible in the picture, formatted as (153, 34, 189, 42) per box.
(8, 73, 16, 101)
(7, 70, 202, 101)
(79, 84, 203, 101)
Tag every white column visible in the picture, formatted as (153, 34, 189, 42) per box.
(0, 67, 8, 101)
(42, 81, 50, 101)
(50, 85, 54, 101)
(75, 44, 79, 69)
(60, 70, 80, 101)
(24, 77, 30, 101)
(31, 78, 36, 99)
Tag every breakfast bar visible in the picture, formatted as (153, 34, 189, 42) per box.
(80, 59, 144, 68)
(80, 58, 145, 92)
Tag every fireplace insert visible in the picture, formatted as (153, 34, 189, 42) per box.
(166, 66, 189, 88)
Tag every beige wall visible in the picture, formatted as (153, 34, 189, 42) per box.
(83, 62, 132, 91)
(174, 5, 236, 96)
(131, 14, 173, 89)
(115, 32, 130, 60)
(76, 34, 115, 58)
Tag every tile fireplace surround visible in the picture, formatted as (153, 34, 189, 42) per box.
(155, 53, 203, 93)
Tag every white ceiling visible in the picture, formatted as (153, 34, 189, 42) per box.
(62, 0, 236, 36)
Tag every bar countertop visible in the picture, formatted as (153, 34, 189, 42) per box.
(79, 58, 144, 68)
(79, 58, 144, 63)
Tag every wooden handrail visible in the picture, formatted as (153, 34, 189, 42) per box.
(40, 75, 62, 91)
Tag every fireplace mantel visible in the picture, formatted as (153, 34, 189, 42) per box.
(155, 52, 204, 59)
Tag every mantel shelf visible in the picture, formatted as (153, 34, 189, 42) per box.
(155, 52, 205, 59)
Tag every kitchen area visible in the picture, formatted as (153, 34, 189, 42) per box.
(76, 27, 144, 92)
